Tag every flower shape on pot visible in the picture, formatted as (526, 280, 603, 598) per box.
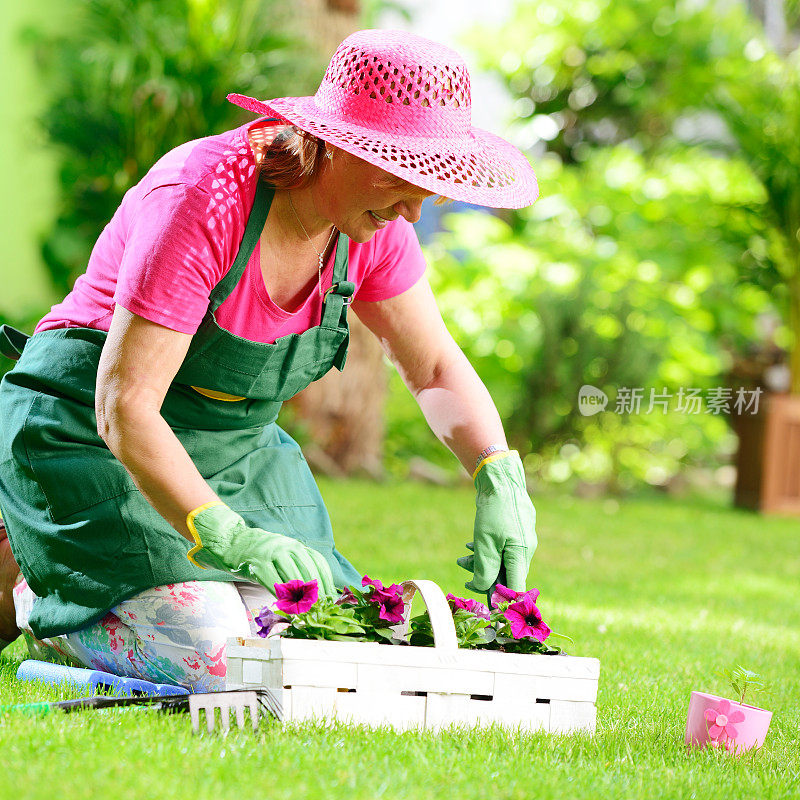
(704, 698, 746, 749)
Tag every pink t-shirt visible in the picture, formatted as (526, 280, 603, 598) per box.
(35, 118, 427, 342)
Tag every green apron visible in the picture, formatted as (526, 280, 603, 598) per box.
(0, 178, 361, 640)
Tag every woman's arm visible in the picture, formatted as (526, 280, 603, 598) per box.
(95, 305, 220, 540)
(354, 276, 537, 594)
(351, 275, 508, 474)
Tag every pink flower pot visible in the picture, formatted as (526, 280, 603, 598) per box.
(685, 691, 772, 755)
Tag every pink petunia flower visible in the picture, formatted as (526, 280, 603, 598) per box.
(362, 575, 403, 598)
(274, 580, 318, 614)
(490, 583, 540, 609)
(377, 593, 405, 623)
(360, 575, 405, 622)
(447, 593, 491, 620)
(504, 595, 551, 642)
(704, 699, 745, 747)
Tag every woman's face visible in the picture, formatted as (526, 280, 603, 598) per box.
(311, 147, 436, 243)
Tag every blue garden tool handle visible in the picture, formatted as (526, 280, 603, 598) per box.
(16, 660, 188, 697)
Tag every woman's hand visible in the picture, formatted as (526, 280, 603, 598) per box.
(456, 450, 537, 595)
(187, 502, 336, 597)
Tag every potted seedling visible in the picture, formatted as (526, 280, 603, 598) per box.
(685, 666, 772, 754)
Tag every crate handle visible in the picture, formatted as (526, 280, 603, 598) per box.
(396, 579, 458, 651)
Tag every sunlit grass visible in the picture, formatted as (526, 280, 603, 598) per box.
(1, 480, 798, 800)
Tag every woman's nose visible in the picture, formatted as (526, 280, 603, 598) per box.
(393, 196, 426, 224)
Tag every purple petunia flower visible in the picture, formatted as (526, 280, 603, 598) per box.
(254, 607, 284, 638)
(490, 583, 540, 609)
(504, 595, 551, 642)
(274, 579, 319, 614)
(336, 586, 360, 606)
(447, 593, 491, 620)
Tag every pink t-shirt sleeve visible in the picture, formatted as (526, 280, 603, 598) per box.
(355, 216, 427, 302)
(114, 182, 227, 334)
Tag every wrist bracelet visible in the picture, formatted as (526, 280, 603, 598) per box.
(475, 445, 508, 470)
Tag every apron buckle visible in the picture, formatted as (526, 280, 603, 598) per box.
(325, 281, 355, 306)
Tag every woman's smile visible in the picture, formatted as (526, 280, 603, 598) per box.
(367, 209, 392, 228)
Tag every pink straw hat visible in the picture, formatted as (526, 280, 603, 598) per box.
(227, 29, 538, 209)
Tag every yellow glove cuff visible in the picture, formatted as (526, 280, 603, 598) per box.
(185, 500, 225, 569)
(472, 449, 516, 481)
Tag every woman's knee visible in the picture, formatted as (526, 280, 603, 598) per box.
(112, 581, 252, 690)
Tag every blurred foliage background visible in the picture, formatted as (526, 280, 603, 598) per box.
(2, 0, 798, 499)
(387, 0, 799, 496)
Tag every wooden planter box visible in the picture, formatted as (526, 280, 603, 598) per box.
(225, 580, 600, 733)
(734, 393, 800, 515)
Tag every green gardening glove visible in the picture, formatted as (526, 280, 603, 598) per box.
(186, 501, 336, 598)
(456, 450, 537, 595)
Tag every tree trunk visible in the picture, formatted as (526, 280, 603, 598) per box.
(291, 314, 386, 478)
(286, 0, 388, 478)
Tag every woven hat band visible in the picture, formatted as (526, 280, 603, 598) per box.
(313, 36, 473, 139)
(314, 85, 472, 139)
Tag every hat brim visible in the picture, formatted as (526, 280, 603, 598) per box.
(227, 93, 538, 209)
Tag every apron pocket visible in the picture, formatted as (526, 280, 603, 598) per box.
(201, 429, 320, 511)
(53, 494, 135, 562)
(22, 393, 136, 522)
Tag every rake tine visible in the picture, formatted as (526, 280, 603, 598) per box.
(206, 703, 216, 734)
(219, 701, 231, 735)
(234, 699, 246, 730)
(189, 698, 201, 734)
(247, 694, 259, 730)
(188, 691, 267, 735)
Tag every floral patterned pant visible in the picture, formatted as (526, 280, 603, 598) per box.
(13, 577, 275, 692)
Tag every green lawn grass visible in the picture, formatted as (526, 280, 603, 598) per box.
(1, 480, 798, 800)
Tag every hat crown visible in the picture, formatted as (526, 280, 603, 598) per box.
(314, 29, 472, 138)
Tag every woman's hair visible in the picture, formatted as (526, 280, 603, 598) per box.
(254, 124, 453, 206)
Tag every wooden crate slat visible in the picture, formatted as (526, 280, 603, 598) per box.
(425, 692, 473, 729)
(357, 662, 494, 696)
(290, 686, 339, 721)
(241, 658, 263, 686)
(493, 672, 599, 703)
(335, 690, 427, 731)
(226, 655, 243, 688)
(267, 637, 599, 679)
(548, 700, 597, 733)
(470, 699, 551, 731)
(282, 659, 358, 690)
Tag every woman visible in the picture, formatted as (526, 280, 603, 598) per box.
(0, 29, 538, 690)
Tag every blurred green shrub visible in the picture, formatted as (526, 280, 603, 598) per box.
(385, 0, 793, 493)
(463, 0, 799, 389)
(23, 0, 323, 295)
(393, 146, 769, 491)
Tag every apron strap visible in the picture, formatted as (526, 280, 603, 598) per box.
(319, 231, 352, 331)
(320, 229, 352, 369)
(0, 324, 30, 361)
(208, 179, 274, 313)
(322, 280, 354, 371)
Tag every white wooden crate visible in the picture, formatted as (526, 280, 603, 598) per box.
(226, 579, 599, 733)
